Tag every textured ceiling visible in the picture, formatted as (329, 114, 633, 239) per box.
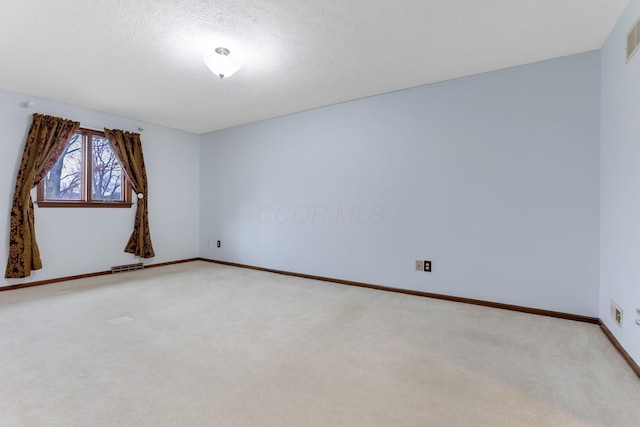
(0, 0, 630, 134)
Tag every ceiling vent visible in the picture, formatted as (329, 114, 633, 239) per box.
(627, 15, 640, 62)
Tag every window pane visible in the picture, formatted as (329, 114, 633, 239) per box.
(92, 136, 124, 201)
(44, 134, 82, 200)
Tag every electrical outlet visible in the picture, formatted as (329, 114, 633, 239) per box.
(635, 308, 640, 326)
(611, 300, 623, 328)
(416, 260, 432, 272)
(217, 240, 221, 248)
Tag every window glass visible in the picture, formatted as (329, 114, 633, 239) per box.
(92, 135, 123, 201)
(44, 133, 83, 200)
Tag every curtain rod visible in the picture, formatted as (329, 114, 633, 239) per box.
(18, 104, 145, 132)
(81, 125, 145, 133)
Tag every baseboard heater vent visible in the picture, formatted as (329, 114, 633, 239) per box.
(111, 263, 144, 274)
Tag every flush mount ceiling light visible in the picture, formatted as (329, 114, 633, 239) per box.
(203, 47, 241, 79)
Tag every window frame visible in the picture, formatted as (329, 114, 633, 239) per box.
(36, 128, 133, 208)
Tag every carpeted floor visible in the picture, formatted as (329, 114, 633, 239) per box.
(1, 261, 639, 426)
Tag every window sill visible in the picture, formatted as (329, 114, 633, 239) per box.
(36, 201, 134, 208)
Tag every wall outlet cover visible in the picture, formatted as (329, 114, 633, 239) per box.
(610, 300, 623, 328)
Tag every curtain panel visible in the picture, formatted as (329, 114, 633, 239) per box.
(5, 114, 80, 278)
(103, 128, 155, 258)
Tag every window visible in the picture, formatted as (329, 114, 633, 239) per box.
(37, 128, 132, 207)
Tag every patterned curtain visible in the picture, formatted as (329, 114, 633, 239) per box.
(5, 114, 80, 278)
(103, 128, 155, 258)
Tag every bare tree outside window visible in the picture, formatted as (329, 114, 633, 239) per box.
(92, 135, 122, 200)
(44, 134, 82, 200)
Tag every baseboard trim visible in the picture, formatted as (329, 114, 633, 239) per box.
(0, 270, 112, 291)
(598, 321, 640, 378)
(197, 258, 599, 324)
(144, 258, 200, 270)
(0, 258, 200, 292)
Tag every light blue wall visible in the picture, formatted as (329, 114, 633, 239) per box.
(200, 51, 601, 316)
(0, 88, 201, 287)
(600, 0, 640, 366)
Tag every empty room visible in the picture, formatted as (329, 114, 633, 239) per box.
(2, 0, 640, 425)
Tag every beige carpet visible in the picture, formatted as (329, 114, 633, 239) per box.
(1, 261, 639, 426)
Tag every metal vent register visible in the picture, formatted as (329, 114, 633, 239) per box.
(111, 263, 144, 274)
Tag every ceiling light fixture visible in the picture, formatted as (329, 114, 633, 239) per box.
(203, 47, 241, 79)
